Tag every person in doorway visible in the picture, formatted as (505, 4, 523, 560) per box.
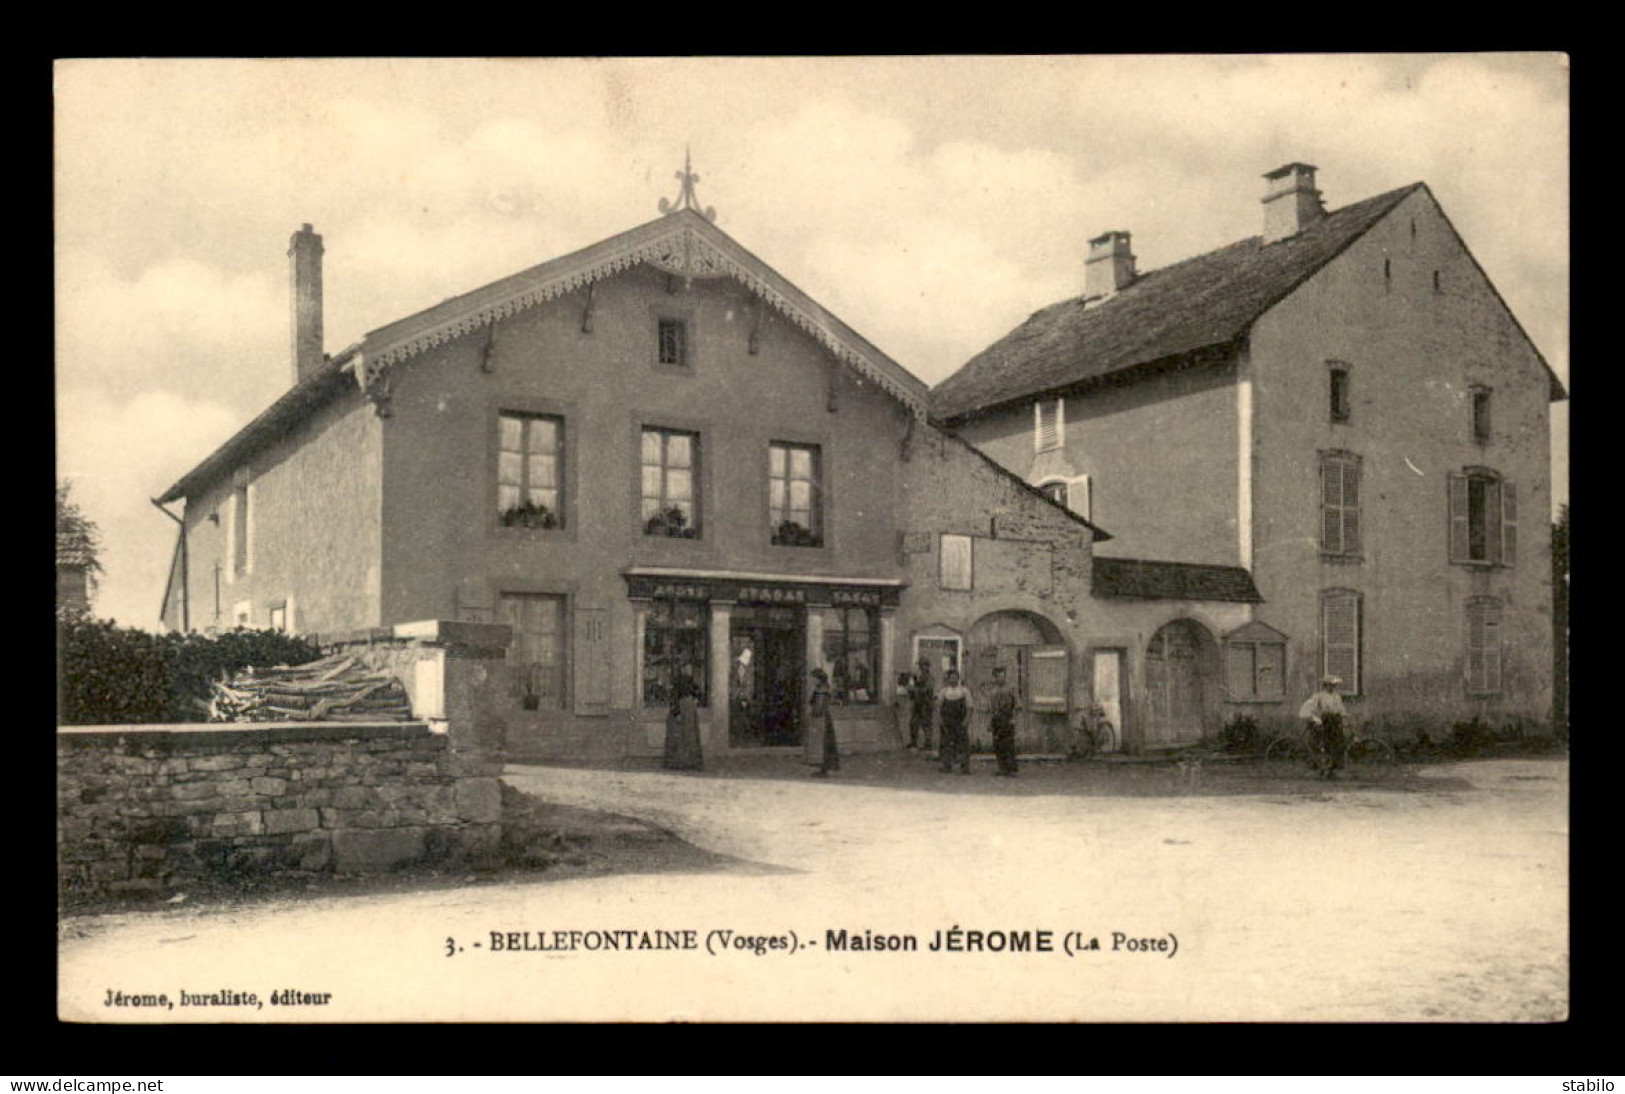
(907, 658, 936, 751)
(937, 669, 972, 775)
(806, 668, 840, 776)
(987, 666, 1020, 776)
(1298, 674, 1348, 779)
(663, 677, 703, 772)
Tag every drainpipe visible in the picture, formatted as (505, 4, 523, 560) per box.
(150, 498, 188, 632)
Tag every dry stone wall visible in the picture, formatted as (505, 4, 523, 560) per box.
(58, 722, 502, 903)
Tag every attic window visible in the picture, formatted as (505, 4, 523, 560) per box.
(1329, 363, 1352, 423)
(1383, 257, 1392, 292)
(1034, 397, 1064, 453)
(1471, 387, 1492, 445)
(657, 318, 688, 367)
(1433, 270, 1443, 294)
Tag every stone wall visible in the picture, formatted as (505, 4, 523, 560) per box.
(57, 721, 502, 904)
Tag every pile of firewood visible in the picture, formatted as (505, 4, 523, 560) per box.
(204, 653, 414, 723)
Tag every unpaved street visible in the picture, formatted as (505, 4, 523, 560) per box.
(59, 756, 1566, 1023)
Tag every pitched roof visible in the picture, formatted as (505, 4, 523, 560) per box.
(56, 531, 96, 569)
(160, 209, 930, 504)
(1091, 557, 1263, 603)
(935, 181, 1548, 422)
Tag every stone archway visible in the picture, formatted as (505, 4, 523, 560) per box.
(1143, 618, 1221, 748)
(967, 609, 1070, 752)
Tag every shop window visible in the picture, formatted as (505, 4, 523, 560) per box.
(641, 427, 700, 538)
(913, 634, 963, 679)
(770, 442, 822, 546)
(498, 413, 563, 529)
(500, 593, 566, 710)
(823, 607, 878, 704)
(643, 599, 709, 706)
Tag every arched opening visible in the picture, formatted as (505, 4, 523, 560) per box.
(1143, 618, 1222, 748)
(967, 609, 1070, 752)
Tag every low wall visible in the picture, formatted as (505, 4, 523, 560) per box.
(57, 721, 503, 903)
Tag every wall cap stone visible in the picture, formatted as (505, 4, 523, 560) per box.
(57, 721, 436, 749)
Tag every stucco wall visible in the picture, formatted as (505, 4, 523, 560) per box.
(179, 388, 383, 636)
(953, 359, 1241, 565)
(1248, 187, 1555, 732)
(375, 264, 912, 755)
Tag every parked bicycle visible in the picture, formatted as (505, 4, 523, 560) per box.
(1263, 720, 1395, 776)
(1073, 705, 1117, 759)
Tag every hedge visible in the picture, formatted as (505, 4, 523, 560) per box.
(57, 617, 322, 725)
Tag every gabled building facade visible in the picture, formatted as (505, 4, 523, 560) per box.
(933, 164, 1565, 740)
(158, 178, 1110, 760)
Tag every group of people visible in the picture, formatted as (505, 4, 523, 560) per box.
(903, 659, 1020, 777)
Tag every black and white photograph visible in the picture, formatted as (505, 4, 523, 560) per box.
(55, 55, 1569, 1023)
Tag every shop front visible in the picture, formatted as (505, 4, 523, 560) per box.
(625, 569, 905, 753)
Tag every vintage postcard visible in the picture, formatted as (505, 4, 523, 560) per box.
(55, 55, 1569, 1023)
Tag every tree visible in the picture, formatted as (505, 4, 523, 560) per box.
(1552, 503, 1569, 740)
(56, 481, 103, 617)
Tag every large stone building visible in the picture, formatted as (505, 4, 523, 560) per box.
(932, 164, 1565, 742)
(156, 170, 1115, 760)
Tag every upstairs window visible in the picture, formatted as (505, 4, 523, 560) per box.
(1037, 481, 1068, 507)
(642, 427, 700, 538)
(656, 317, 688, 367)
(1321, 588, 1362, 696)
(1319, 451, 1362, 558)
(1471, 387, 1493, 445)
(499, 593, 565, 710)
(228, 483, 252, 578)
(1036, 475, 1093, 520)
(1329, 363, 1352, 423)
(769, 442, 822, 547)
(1466, 597, 1503, 695)
(1034, 397, 1064, 453)
(498, 413, 563, 529)
(1449, 470, 1516, 566)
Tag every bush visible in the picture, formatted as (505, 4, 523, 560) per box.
(57, 617, 321, 725)
(1219, 714, 1260, 753)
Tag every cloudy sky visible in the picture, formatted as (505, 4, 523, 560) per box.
(55, 55, 1569, 629)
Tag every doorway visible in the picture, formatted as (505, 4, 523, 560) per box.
(1143, 619, 1218, 747)
(728, 606, 805, 747)
(966, 610, 1069, 751)
(1091, 649, 1124, 752)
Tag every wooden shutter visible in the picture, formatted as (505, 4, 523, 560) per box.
(1067, 473, 1093, 520)
(574, 608, 609, 714)
(1320, 457, 1343, 552)
(1225, 642, 1256, 700)
(940, 534, 973, 590)
(1029, 647, 1068, 710)
(1467, 600, 1503, 694)
(1500, 480, 1518, 567)
(1322, 590, 1361, 694)
(1447, 473, 1470, 563)
(1257, 642, 1285, 699)
(1341, 458, 1361, 555)
(1035, 398, 1062, 452)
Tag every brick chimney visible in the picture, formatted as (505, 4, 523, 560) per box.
(1085, 230, 1136, 298)
(288, 224, 325, 385)
(1261, 163, 1325, 244)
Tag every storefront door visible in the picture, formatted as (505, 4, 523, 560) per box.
(728, 606, 805, 747)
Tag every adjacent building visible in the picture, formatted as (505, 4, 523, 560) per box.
(932, 164, 1565, 742)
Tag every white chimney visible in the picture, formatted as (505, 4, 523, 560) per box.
(1261, 163, 1325, 244)
(1085, 230, 1136, 298)
(288, 224, 325, 385)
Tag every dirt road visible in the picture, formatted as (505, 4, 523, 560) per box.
(58, 756, 1566, 1023)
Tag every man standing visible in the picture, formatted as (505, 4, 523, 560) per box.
(1298, 674, 1348, 779)
(987, 666, 1019, 777)
(907, 658, 936, 751)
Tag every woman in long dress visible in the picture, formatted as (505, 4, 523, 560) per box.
(805, 668, 839, 776)
(663, 677, 703, 771)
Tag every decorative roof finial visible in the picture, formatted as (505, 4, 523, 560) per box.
(658, 145, 717, 222)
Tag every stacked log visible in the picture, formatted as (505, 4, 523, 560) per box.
(204, 654, 415, 723)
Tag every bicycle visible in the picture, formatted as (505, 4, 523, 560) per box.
(1264, 720, 1395, 776)
(1073, 706, 1118, 759)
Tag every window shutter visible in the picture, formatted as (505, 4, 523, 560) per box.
(1500, 480, 1518, 567)
(1322, 591, 1360, 694)
(1341, 459, 1361, 555)
(223, 494, 237, 586)
(1257, 642, 1285, 699)
(243, 483, 256, 576)
(1467, 600, 1503, 694)
(1067, 473, 1093, 521)
(1225, 642, 1256, 699)
(1484, 605, 1502, 693)
(940, 534, 973, 590)
(1029, 646, 1068, 709)
(1447, 473, 1470, 563)
(1320, 458, 1343, 552)
(574, 608, 609, 714)
(1035, 398, 1063, 452)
